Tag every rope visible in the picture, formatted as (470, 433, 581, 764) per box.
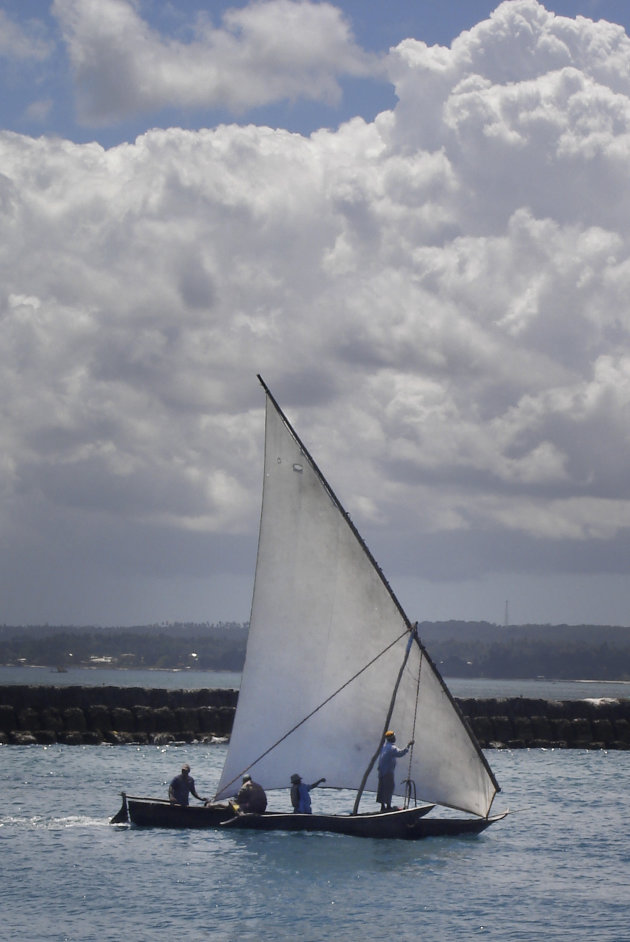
(404, 636, 422, 807)
(215, 627, 411, 799)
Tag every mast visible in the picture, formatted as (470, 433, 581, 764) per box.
(352, 625, 418, 814)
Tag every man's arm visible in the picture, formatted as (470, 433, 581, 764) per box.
(189, 781, 207, 802)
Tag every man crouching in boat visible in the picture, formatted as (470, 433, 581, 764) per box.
(290, 773, 326, 813)
(377, 731, 414, 812)
(230, 774, 267, 814)
(168, 764, 207, 805)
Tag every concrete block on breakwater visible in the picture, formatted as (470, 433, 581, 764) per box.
(0, 685, 238, 746)
(0, 685, 629, 748)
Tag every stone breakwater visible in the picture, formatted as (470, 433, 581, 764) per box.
(1, 686, 629, 749)
(463, 696, 630, 750)
(0, 685, 238, 746)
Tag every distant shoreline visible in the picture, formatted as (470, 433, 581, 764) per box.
(3, 663, 630, 681)
(1, 663, 237, 672)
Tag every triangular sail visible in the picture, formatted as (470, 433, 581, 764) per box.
(215, 379, 499, 817)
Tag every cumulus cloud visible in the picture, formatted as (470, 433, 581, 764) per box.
(3, 0, 630, 624)
(52, 0, 376, 124)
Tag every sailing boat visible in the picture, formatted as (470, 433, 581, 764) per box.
(112, 377, 505, 839)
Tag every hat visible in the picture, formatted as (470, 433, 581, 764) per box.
(385, 730, 395, 740)
(290, 773, 301, 783)
(242, 774, 252, 782)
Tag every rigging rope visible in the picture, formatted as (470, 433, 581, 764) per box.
(215, 627, 411, 799)
(404, 637, 423, 808)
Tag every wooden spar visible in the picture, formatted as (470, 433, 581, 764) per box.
(352, 625, 417, 815)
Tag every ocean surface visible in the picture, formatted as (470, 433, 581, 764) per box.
(3, 669, 630, 940)
(2, 664, 630, 700)
(1, 742, 628, 942)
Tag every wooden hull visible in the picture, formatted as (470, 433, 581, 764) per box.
(405, 811, 508, 839)
(220, 805, 435, 838)
(112, 793, 433, 835)
(112, 793, 507, 839)
(220, 807, 507, 839)
(111, 794, 235, 828)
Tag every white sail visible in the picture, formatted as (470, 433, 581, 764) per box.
(215, 383, 499, 818)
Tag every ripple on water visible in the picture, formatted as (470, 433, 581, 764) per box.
(1, 745, 630, 942)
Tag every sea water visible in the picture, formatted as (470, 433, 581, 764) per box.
(2, 664, 630, 700)
(1, 743, 629, 941)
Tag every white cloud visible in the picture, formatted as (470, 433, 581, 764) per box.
(52, 0, 376, 125)
(0, 10, 51, 61)
(23, 98, 54, 123)
(3, 0, 630, 624)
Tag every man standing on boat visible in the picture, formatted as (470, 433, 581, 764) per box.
(290, 773, 326, 813)
(377, 731, 414, 812)
(168, 764, 207, 806)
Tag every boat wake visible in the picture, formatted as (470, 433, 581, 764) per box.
(1, 814, 113, 830)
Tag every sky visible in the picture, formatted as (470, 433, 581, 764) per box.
(2, 0, 630, 629)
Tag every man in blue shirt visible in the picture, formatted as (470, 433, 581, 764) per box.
(168, 763, 207, 805)
(376, 730, 414, 812)
(290, 773, 326, 813)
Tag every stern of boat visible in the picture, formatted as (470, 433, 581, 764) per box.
(110, 792, 129, 825)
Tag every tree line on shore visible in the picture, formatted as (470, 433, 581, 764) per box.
(418, 621, 630, 681)
(1, 620, 630, 680)
(0, 622, 248, 672)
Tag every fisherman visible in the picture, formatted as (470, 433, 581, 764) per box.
(231, 774, 268, 814)
(376, 730, 414, 812)
(168, 763, 207, 806)
(290, 773, 326, 813)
